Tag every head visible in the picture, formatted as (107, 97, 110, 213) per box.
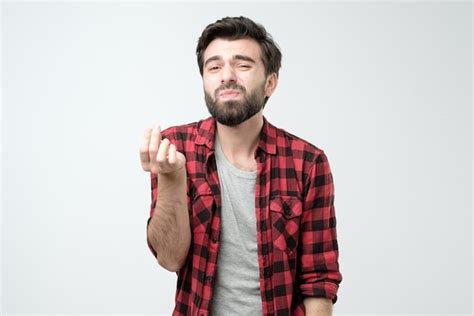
(196, 16, 282, 126)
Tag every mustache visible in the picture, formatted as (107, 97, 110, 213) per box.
(215, 83, 246, 95)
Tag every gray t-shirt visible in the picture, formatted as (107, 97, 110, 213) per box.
(209, 135, 262, 316)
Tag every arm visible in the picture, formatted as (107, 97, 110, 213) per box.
(303, 297, 333, 316)
(141, 125, 191, 272)
(299, 151, 342, 303)
(148, 169, 191, 272)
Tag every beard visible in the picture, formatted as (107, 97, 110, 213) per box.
(204, 81, 266, 127)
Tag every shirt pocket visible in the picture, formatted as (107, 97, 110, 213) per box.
(270, 195, 303, 255)
(189, 178, 214, 234)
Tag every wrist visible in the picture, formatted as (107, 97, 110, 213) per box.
(158, 166, 186, 182)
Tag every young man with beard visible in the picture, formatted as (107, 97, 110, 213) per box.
(140, 16, 342, 316)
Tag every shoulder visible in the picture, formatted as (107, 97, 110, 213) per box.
(271, 122, 326, 163)
(160, 120, 199, 141)
(268, 122, 333, 197)
(159, 117, 212, 154)
(160, 116, 211, 142)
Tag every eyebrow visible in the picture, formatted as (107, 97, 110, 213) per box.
(204, 54, 257, 67)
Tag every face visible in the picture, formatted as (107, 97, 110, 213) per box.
(202, 38, 277, 126)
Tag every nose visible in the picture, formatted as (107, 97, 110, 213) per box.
(220, 64, 237, 84)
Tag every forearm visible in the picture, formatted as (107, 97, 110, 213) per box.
(303, 297, 333, 316)
(147, 170, 191, 271)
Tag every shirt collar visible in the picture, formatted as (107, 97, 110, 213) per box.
(195, 116, 277, 155)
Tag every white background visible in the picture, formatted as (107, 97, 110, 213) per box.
(1, 1, 472, 315)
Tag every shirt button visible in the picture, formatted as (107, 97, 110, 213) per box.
(211, 236, 218, 243)
(284, 207, 292, 216)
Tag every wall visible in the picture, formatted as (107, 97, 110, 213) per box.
(2, 2, 472, 314)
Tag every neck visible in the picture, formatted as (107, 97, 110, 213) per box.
(216, 111, 263, 162)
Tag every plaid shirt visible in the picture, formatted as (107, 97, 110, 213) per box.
(147, 116, 342, 316)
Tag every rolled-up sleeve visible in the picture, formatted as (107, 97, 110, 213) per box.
(298, 151, 342, 303)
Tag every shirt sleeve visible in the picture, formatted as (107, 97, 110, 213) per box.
(298, 151, 343, 303)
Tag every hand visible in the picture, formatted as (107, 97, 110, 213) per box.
(140, 125, 186, 175)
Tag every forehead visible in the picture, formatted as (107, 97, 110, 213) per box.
(203, 38, 263, 62)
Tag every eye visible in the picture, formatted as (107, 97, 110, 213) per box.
(238, 64, 251, 69)
(208, 66, 220, 71)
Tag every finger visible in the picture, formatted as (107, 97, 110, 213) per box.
(139, 128, 152, 167)
(148, 125, 161, 163)
(168, 143, 177, 165)
(156, 138, 170, 164)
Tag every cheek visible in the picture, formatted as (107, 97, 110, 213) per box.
(203, 77, 219, 93)
(249, 79, 267, 93)
(246, 72, 266, 88)
(202, 84, 214, 98)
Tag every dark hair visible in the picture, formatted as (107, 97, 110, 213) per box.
(196, 16, 282, 78)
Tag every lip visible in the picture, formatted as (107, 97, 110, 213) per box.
(219, 89, 241, 98)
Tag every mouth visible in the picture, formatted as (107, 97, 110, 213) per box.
(219, 89, 241, 99)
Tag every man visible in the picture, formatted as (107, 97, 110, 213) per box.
(140, 16, 342, 316)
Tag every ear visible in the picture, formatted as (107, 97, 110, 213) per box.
(264, 73, 278, 98)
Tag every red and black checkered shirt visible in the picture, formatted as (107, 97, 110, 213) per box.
(147, 116, 342, 316)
